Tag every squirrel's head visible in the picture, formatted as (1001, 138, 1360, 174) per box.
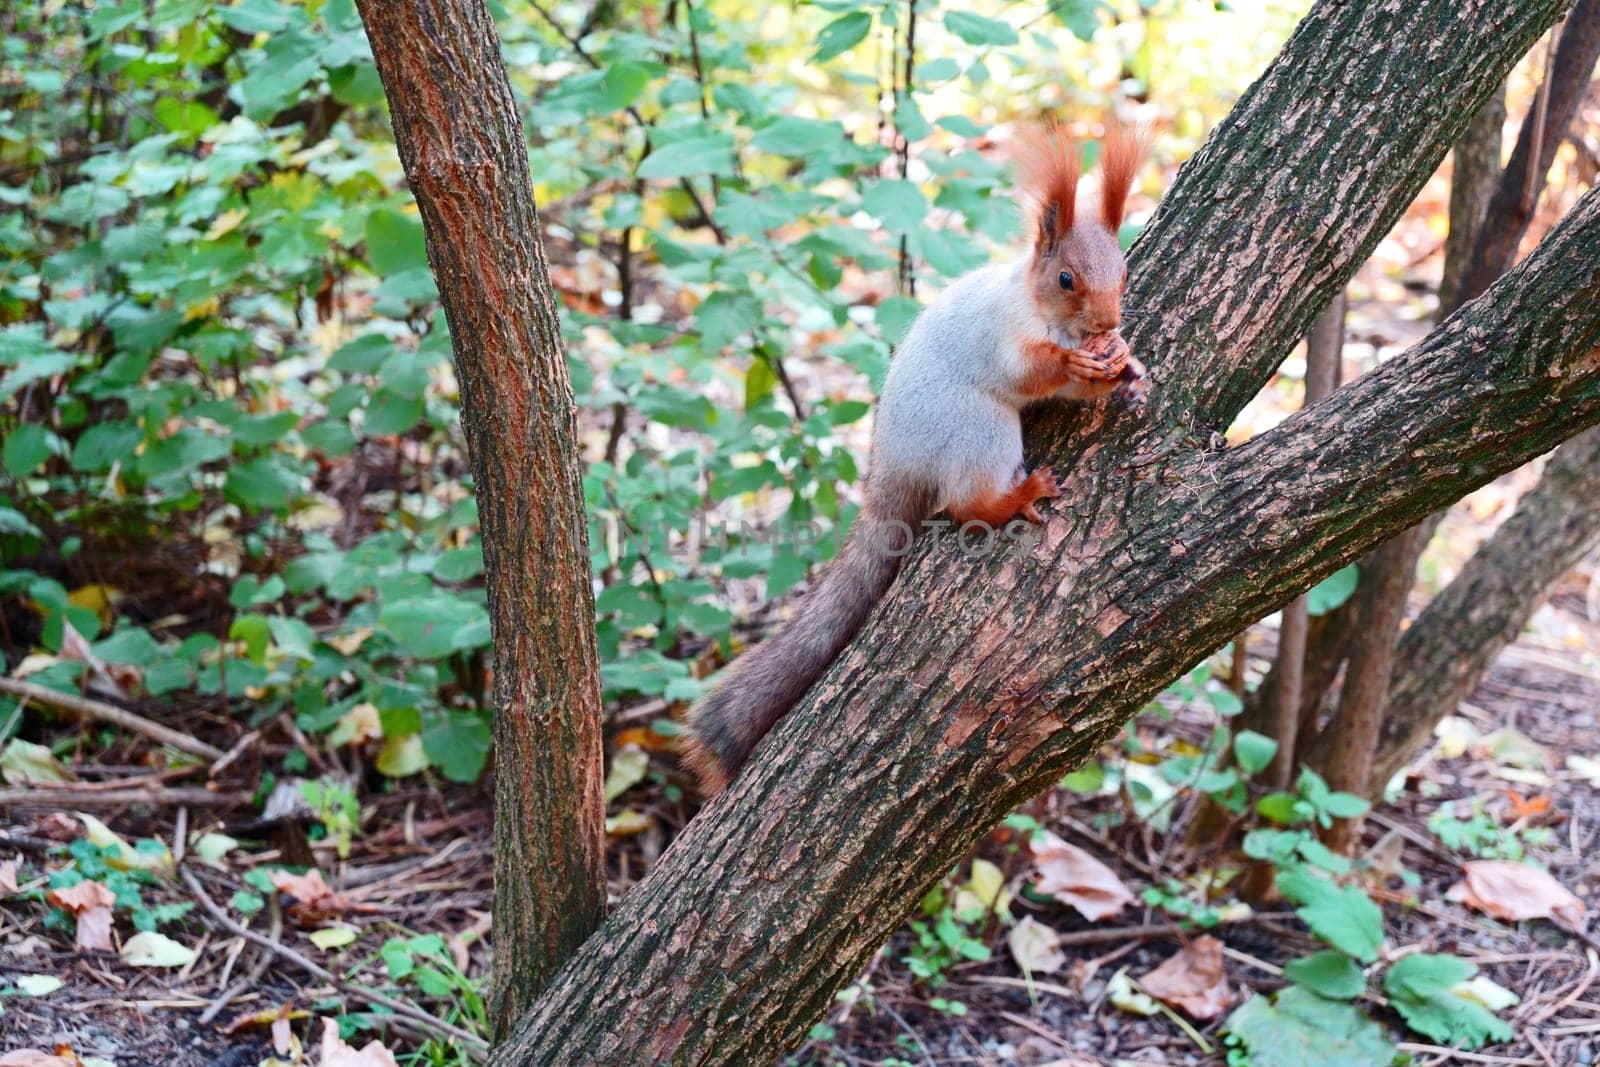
(1016, 120, 1148, 339)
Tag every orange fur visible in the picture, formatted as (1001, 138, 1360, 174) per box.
(949, 467, 1061, 528)
(1098, 120, 1150, 229)
(1014, 121, 1079, 251)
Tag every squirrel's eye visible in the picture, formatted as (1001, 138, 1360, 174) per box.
(1058, 270, 1075, 292)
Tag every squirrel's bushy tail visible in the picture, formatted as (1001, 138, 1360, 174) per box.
(683, 482, 931, 794)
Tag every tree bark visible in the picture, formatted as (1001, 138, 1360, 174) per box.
(1243, 83, 1511, 752)
(1307, 86, 1509, 837)
(1459, 0, 1600, 303)
(1300, 7, 1600, 796)
(353, 0, 608, 1037)
(495, 2, 1591, 1060)
(1365, 424, 1600, 793)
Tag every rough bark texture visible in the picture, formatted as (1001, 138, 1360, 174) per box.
(1243, 82, 1511, 750)
(353, 0, 608, 1037)
(1459, 0, 1600, 303)
(1305, 87, 1509, 826)
(1440, 85, 1510, 315)
(1366, 425, 1600, 792)
(495, 2, 1591, 1061)
(1301, 14, 1599, 792)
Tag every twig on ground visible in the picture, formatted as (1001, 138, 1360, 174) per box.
(0, 678, 224, 761)
(179, 867, 488, 1055)
(0, 785, 248, 809)
(876, 998, 936, 1066)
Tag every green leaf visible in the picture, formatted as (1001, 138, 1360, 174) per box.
(239, 31, 324, 120)
(751, 116, 847, 157)
(862, 179, 928, 231)
(1307, 565, 1359, 615)
(1052, 0, 1103, 42)
(1276, 869, 1384, 962)
(1234, 730, 1278, 775)
(3, 423, 53, 476)
(696, 290, 762, 351)
(380, 595, 491, 660)
(363, 389, 425, 435)
(1383, 954, 1513, 1050)
(1223, 987, 1396, 1067)
(365, 208, 429, 276)
(875, 295, 922, 345)
(1323, 791, 1371, 819)
(636, 132, 736, 180)
(945, 11, 1019, 46)
(422, 712, 492, 782)
(1284, 951, 1367, 1001)
(225, 457, 299, 512)
(814, 11, 872, 61)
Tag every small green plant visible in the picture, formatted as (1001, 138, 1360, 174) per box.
(46, 840, 192, 935)
(301, 777, 361, 859)
(1428, 799, 1553, 860)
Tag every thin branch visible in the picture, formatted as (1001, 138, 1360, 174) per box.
(0, 678, 224, 761)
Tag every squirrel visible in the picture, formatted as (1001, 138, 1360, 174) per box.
(682, 121, 1150, 794)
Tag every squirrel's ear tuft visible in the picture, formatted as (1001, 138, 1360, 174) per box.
(1098, 119, 1150, 230)
(1014, 120, 1079, 255)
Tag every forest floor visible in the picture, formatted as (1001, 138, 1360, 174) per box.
(2, 567, 1596, 1066)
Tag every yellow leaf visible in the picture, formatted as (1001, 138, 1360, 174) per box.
(605, 810, 654, 837)
(66, 584, 117, 622)
(327, 628, 373, 656)
(184, 295, 221, 322)
(376, 733, 429, 778)
(77, 813, 173, 874)
(603, 744, 650, 803)
(309, 925, 359, 950)
(120, 931, 197, 968)
(205, 208, 248, 240)
(1, 739, 74, 785)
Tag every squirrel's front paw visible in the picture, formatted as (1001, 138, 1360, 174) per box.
(1078, 331, 1132, 381)
(1115, 355, 1150, 410)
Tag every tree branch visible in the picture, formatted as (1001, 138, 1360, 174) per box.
(1123, 0, 1569, 433)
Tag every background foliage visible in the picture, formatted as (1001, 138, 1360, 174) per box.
(0, 0, 1294, 780)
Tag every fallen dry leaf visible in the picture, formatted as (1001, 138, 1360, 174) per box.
(270, 868, 351, 923)
(0, 859, 18, 895)
(318, 1018, 399, 1067)
(1138, 935, 1232, 1020)
(47, 881, 116, 953)
(1029, 830, 1133, 921)
(1505, 790, 1552, 821)
(1447, 860, 1587, 927)
(272, 1015, 293, 1056)
(1007, 916, 1066, 975)
(0, 1052, 76, 1067)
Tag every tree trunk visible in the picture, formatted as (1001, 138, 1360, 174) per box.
(1243, 83, 1510, 754)
(1458, 0, 1600, 302)
(353, 0, 608, 1037)
(1264, 292, 1343, 788)
(494, 1, 1592, 1060)
(1366, 424, 1600, 792)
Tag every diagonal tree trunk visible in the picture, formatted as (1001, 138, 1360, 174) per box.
(353, 0, 608, 1037)
(493, 1, 1594, 1060)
